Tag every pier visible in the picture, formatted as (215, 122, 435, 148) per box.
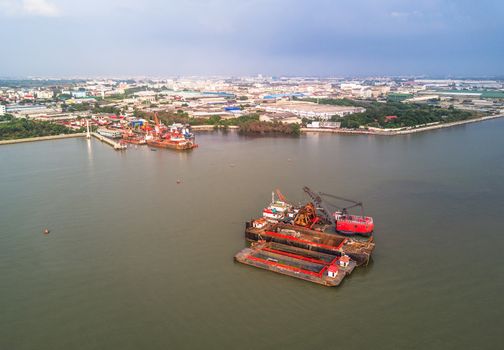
(91, 132, 127, 150)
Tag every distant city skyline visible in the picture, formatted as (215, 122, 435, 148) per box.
(1, 0, 503, 77)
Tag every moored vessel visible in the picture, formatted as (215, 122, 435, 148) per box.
(121, 129, 147, 145)
(235, 187, 376, 286)
(146, 115, 197, 150)
(235, 241, 356, 287)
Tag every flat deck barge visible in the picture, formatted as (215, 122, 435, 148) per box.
(234, 242, 356, 287)
(245, 221, 374, 266)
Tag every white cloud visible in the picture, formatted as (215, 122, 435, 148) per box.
(390, 10, 422, 18)
(0, 0, 61, 17)
(23, 0, 60, 16)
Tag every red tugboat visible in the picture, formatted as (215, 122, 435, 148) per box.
(304, 188, 374, 236)
(317, 192, 374, 236)
(334, 211, 374, 236)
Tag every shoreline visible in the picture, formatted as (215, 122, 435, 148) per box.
(190, 113, 504, 136)
(1, 114, 502, 146)
(191, 125, 239, 131)
(0, 133, 86, 145)
(300, 114, 504, 136)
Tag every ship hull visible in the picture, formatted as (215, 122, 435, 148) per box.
(121, 138, 146, 145)
(146, 139, 196, 150)
(336, 228, 374, 237)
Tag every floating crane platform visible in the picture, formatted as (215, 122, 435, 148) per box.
(235, 187, 376, 286)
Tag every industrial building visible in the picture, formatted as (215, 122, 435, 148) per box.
(6, 104, 50, 114)
(262, 101, 365, 120)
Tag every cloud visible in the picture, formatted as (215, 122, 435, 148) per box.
(23, 0, 60, 16)
(390, 10, 423, 18)
(1, 0, 503, 76)
(0, 0, 61, 17)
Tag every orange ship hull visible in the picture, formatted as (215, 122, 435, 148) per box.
(121, 138, 146, 145)
(146, 139, 196, 150)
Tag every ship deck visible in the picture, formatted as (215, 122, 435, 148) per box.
(245, 221, 374, 266)
(234, 242, 356, 287)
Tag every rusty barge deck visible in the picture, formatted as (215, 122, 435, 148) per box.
(234, 242, 356, 287)
(245, 221, 374, 266)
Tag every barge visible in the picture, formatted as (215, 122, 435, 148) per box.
(235, 187, 376, 286)
(245, 221, 374, 266)
(235, 242, 356, 287)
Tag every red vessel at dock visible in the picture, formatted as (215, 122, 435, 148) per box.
(335, 212, 374, 236)
(304, 188, 374, 236)
(236, 187, 376, 286)
(146, 114, 197, 150)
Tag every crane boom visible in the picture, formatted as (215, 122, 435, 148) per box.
(275, 189, 287, 202)
(319, 192, 364, 216)
(319, 192, 361, 206)
(302, 186, 333, 224)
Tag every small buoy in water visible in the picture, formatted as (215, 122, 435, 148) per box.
(176, 180, 182, 184)
(43, 229, 50, 234)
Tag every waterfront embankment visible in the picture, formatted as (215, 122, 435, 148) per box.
(301, 113, 504, 136)
(0, 133, 86, 145)
(191, 125, 239, 131)
(0, 132, 125, 150)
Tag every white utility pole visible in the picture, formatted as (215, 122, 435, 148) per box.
(86, 119, 91, 139)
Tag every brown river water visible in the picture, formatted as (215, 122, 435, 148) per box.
(1, 120, 503, 349)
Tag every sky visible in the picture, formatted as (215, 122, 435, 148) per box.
(0, 0, 503, 77)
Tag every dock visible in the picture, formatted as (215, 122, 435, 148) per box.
(91, 132, 127, 150)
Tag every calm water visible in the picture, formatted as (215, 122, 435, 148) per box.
(1, 121, 503, 350)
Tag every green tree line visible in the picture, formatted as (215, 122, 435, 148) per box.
(0, 117, 79, 140)
(311, 99, 479, 129)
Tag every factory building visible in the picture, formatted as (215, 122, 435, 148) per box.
(263, 101, 365, 120)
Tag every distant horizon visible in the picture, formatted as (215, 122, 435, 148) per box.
(1, 75, 504, 81)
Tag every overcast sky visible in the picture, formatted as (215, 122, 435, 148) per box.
(0, 0, 503, 77)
